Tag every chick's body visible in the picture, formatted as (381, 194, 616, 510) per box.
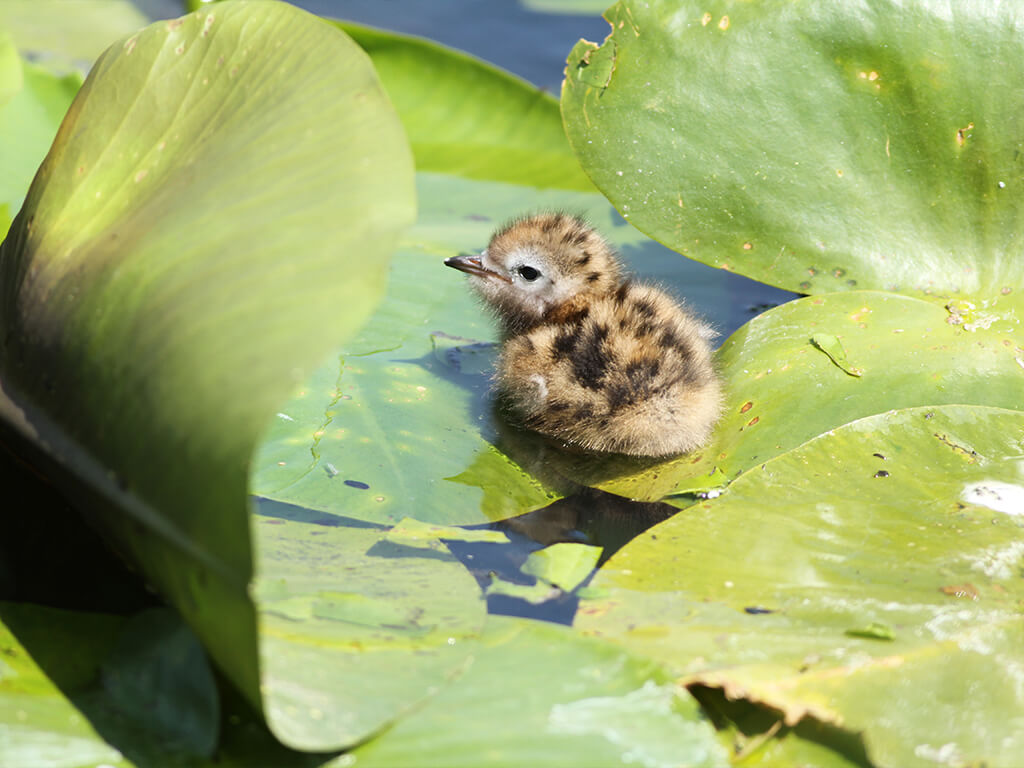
(445, 213, 722, 457)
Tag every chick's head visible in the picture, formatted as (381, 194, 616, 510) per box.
(445, 213, 621, 333)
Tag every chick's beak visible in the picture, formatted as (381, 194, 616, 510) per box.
(444, 253, 509, 282)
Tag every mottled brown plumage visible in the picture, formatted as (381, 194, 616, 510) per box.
(444, 213, 722, 457)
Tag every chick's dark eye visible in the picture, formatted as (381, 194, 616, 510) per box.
(517, 265, 541, 282)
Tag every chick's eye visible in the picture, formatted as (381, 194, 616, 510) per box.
(517, 265, 541, 282)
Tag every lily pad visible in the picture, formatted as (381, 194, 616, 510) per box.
(0, 603, 128, 768)
(0, 0, 414, 747)
(347, 615, 729, 768)
(250, 510, 486, 750)
(597, 290, 1024, 500)
(337, 21, 593, 190)
(576, 405, 1024, 768)
(522, 542, 603, 591)
(99, 608, 219, 757)
(561, 0, 1024, 320)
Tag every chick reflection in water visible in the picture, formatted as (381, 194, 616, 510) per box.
(445, 213, 722, 457)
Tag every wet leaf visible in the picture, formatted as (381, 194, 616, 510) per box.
(577, 405, 1024, 768)
(522, 542, 603, 592)
(562, 0, 1024, 322)
(597, 291, 1024, 499)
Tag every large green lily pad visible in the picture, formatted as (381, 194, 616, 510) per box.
(597, 290, 1024, 499)
(346, 615, 729, 768)
(0, 1, 414, 745)
(576, 405, 1024, 768)
(562, 0, 1024, 320)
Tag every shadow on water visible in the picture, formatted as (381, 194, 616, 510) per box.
(460, 486, 681, 625)
(255, 487, 681, 627)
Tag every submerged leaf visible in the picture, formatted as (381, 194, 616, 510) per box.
(485, 574, 561, 605)
(522, 542, 603, 592)
(385, 517, 508, 546)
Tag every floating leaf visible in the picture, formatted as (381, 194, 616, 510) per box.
(596, 291, 1024, 500)
(0, 603, 127, 768)
(562, 0, 1024, 323)
(385, 517, 508, 547)
(522, 542, 603, 592)
(577, 405, 1024, 768)
(338, 21, 593, 190)
(485, 574, 561, 605)
(349, 616, 729, 768)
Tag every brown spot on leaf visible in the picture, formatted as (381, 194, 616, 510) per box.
(940, 583, 979, 601)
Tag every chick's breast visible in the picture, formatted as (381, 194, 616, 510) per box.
(497, 282, 722, 457)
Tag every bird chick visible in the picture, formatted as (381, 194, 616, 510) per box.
(444, 213, 722, 457)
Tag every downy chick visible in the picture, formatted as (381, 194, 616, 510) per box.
(444, 213, 722, 457)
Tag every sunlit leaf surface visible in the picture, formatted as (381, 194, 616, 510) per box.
(337, 21, 594, 190)
(577, 405, 1024, 768)
(562, 0, 1024, 323)
(599, 290, 1024, 499)
(346, 616, 729, 768)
